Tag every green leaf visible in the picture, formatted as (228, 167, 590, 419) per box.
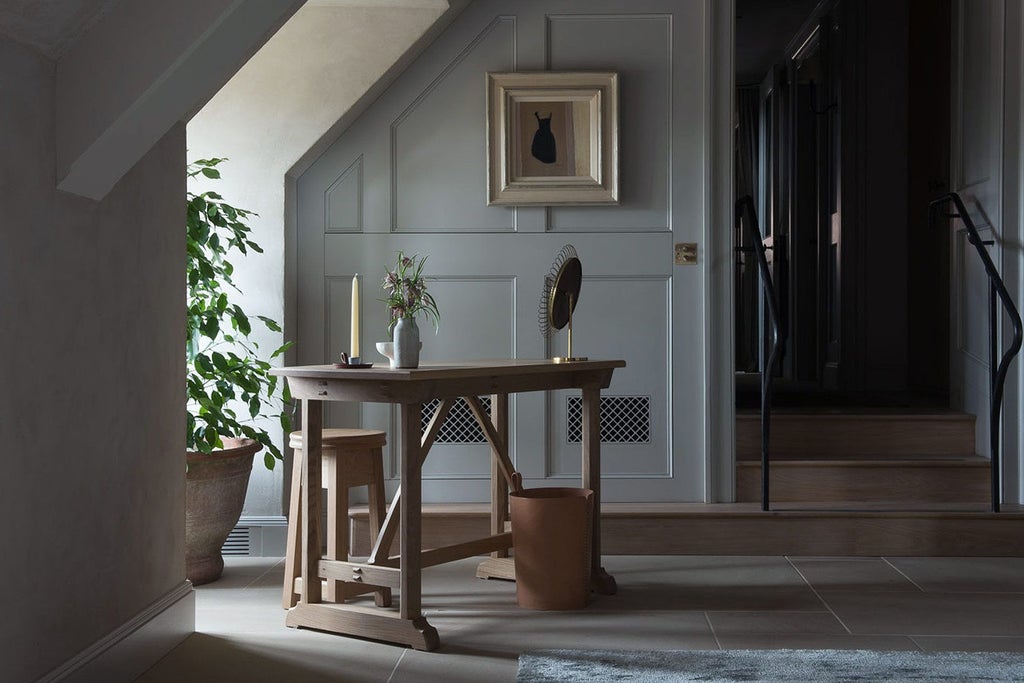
(201, 167, 221, 179)
(200, 316, 219, 339)
(278, 341, 295, 356)
(257, 315, 282, 332)
(232, 306, 251, 335)
(195, 354, 214, 374)
(211, 352, 229, 372)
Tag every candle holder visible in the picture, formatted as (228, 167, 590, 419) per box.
(334, 352, 373, 369)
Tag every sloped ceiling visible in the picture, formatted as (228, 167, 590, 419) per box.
(0, 0, 120, 58)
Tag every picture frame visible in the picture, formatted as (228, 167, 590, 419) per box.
(486, 71, 619, 206)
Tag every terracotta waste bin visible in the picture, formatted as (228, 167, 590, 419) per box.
(510, 487, 593, 610)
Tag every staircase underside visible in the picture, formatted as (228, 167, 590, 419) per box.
(352, 502, 1024, 557)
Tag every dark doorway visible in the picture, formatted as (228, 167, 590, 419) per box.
(735, 0, 952, 409)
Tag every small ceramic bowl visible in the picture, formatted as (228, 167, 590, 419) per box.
(375, 341, 394, 360)
(376, 341, 421, 369)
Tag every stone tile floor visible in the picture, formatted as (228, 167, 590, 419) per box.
(135, 555, 1024, 682)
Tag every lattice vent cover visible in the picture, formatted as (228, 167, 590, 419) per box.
(566, 395, 651, 444)
(221, 526, 250, 556)
(421, 397, 491, 444)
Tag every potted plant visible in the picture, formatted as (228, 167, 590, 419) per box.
(185, 157, 293, 584)
(381, 251, 440, 368)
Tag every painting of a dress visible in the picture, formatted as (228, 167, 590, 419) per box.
(486, 71, 618, 206)
(513, 100, 591, 179)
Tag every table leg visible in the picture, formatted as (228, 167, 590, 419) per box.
(582, 386, 617, 595)
(300, 399, 323, 604)
(398, 401, 439, 647)
(490, 393, 510, 558)
(469, 394, 519, 581)
(287, 398, 439, 651)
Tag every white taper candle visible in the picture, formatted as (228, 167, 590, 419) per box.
(351, 274, 360, 357)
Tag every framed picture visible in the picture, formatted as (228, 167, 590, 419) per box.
(486, 71, 619, 206)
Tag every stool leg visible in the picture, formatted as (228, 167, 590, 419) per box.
(325, 453, 347, 602)
(366, 446, 393, 607)
(282, 448, 303, 609)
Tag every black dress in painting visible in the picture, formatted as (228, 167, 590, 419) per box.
(531, 112, 557, 164)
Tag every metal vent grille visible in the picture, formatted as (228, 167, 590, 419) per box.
(566, 395, 651, 444)
(221, 526, 250, 556)
(421, 397, 491, 444)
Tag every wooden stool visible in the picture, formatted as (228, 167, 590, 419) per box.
(283, 428, 391, 609)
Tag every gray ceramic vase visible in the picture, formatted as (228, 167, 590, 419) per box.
(393, 316, 420, 368)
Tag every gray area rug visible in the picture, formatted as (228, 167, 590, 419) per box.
(516, 649, 1024, 682)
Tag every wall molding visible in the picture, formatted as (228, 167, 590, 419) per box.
(544, 274, 673, 479)
(325, 155, 364, 233)
(706, 0, 736, 501)
(390, 15, 517, 232)
(39, 582, 193, 683)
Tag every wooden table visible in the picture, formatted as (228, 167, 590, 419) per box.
(271, 359, 625, 650)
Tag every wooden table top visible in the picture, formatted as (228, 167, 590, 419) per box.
(272, 358, 625, 381)
(272, 359, 626, 402)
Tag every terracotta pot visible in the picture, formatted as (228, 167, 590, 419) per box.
(510, 487, 594, 610)
(185, 437, 262, 585)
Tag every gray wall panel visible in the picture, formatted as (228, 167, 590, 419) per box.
(548, 14, 672, 231)
(326, 156, 363, 232)
(296, 0, 711, 503)
(394, 16, 517, 231)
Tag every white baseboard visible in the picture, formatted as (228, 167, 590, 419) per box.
(39, 582, 194, 683)
(238, 515, 288, 557)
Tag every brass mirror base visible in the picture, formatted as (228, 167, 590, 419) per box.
(553, 356, 588, 363)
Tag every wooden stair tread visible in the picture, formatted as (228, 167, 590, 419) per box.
(347, 502, 1024, 556)
(351, 501, 1019, 518)
(736, 410, 974, 419)
(736, 410, 977, 459)
(736, 457, 989, 467)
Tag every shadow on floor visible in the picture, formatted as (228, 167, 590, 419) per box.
(141, 633, 385, 682)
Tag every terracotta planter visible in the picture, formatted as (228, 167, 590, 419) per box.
(185, 437, 262, 585)
(510, 487, 594, 610)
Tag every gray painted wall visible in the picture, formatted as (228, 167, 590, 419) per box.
(295, 0, 718, 503)
(0, 35, 187, 682)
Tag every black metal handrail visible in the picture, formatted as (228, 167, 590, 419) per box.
(736, 195, 786, 511)
(929, 192, 1023, 512)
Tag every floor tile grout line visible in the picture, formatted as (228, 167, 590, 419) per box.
(703, 611, 723, 649)
(386, 648, 407, 683)
(881, 557, 926, 592)
(241, 556, 287, 590)
(701, 609, 838, 614)
(785, 556, 853, 635)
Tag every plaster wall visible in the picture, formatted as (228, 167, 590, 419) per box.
(0, 36, 187, 682)
(55, 0, 304, 199)
(187, 3, 447, 517)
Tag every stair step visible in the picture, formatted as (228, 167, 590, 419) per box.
(735, 458, 990, 503)
(350, 502, 1024, 556)
(737, 412, 976, 459)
